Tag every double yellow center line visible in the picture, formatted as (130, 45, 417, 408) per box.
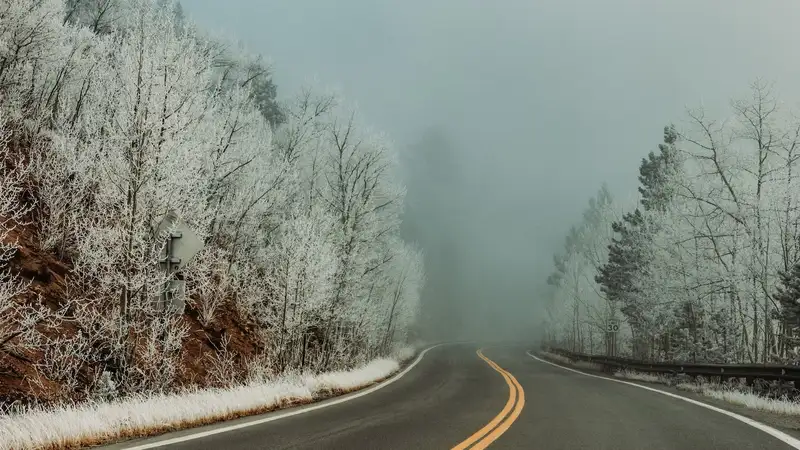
(451, 349, 525, 449)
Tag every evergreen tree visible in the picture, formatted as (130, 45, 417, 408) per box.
(776, 262, 800, 351)
(595, 125, 679, 357)
(248, 66, 285, 127)
(639, 125, 678, 213)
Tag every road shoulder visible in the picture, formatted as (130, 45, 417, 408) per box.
(532, 351, 800, 441)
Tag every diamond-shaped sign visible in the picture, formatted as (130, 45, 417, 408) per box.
(154, 211, 203, 270)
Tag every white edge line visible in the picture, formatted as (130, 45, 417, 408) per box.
(526, 351, 800, 449)
(122, 344, 448, 449)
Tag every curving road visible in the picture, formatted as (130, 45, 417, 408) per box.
(103, 344, 800, 449)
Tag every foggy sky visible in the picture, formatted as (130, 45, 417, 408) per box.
(184, 0, 800, 340)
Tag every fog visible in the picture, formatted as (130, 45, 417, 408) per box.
(184, 0, 800, 343)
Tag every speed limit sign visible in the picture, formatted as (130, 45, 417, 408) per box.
(607, 320, 620, 333)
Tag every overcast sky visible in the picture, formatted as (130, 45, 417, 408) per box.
(184, 0, 800, 336)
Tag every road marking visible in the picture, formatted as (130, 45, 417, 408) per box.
(471, 354, 526, 450)
(452, 349, 525, 450)
(451, 350, 516, 450)
(527, 351, 800, 450)
(119, 344, 448, 449)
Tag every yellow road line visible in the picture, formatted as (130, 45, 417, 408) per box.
(451, 349, 525, 450)
(471, 355, 526, 449)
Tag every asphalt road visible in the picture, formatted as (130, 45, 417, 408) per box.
(105, 343, 800, 450)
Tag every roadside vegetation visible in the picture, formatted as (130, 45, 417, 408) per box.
(0, 0, 423, 447)
(544, 80, 800, 367)
(0, 346, 415, 450)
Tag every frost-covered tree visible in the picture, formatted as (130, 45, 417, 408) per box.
(0, 0, 423, 399)
(545, 186, 617, 354)
(776, 262, 800, 355)
(63, 0, 120, 33)
(263, 206, 337, 370)
(305, 109, 407, 367)
(549, 81, 800, 365)
(0, 114, 38, 358)
(595, 125, 681, 358)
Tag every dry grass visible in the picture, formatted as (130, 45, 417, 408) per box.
(0, 357, 404, 450)
(697, 386, 800, 416)
(614, 369, 671, 385)
(675, 382, 705, 393)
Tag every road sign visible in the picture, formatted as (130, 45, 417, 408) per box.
(153, 211, 203, 313)
(606, 320, 620, 333)
(154, 211, 203, 270)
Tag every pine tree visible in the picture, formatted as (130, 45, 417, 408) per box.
(776, 262, 800, 352)
(595, 125, 680, 358)
(639, 125, 678, 213)
(249, 68, 285, 127)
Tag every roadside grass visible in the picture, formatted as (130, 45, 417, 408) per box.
(692, 385, 800, 416)
(614, 369, 672, 385)
(0, 346, 416, 450)
(537, 351, 603, 372)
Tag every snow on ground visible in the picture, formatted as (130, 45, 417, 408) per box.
(0, 353, 413, 450)
(303, 358, 399, 395)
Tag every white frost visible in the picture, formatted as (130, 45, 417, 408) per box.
(0, 355, 405, 450)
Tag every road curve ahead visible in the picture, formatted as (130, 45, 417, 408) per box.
(104, 344, 800, 450)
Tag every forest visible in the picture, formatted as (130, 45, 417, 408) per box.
(0, 0, 422, 406)
(545, 80, 800, 365)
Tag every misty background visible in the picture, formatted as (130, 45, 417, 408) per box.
(183, 0, 800, 342)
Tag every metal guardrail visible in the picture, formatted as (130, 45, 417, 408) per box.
(544, 347, 800, 383)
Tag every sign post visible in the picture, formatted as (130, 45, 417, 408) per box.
(606, 319, 619, 357)
(153, 211, 203, 313)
